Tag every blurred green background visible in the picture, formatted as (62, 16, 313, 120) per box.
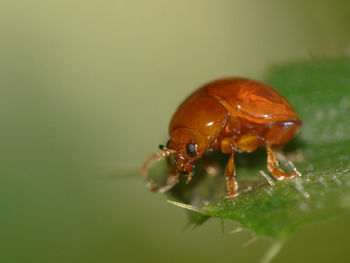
(1, 0, 350, 262)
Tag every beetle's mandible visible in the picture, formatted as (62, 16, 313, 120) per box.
(142, 78, 302, 197)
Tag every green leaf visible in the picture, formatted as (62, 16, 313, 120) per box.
(147, 58, 350, 238)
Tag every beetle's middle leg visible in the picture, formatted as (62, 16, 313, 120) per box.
(225, 152, 238, 197)
(265, 144, 298, 180)
(221, 137, 238, 198)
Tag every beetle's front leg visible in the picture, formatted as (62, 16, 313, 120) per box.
(146, 156, 179, 193)
(265, 144, 298, 180)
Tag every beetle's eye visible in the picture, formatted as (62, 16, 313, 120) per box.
(185, 143, 197, 157)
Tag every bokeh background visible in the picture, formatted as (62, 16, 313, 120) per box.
(1, 0, 350, 262)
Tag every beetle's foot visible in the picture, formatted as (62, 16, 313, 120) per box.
(226, 191, 239, 198)
(225, 175, 238, 198)
(266, 145, 301, 181)
(271, 168, 298, 181)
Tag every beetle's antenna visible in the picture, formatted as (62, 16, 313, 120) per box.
(141, 149, 175, 177)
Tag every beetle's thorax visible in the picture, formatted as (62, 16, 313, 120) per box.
(169, 94, 227, 144)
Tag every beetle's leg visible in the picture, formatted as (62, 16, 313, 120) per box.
(221, 137, 238, 198)
(146, 175, 179, 193)
(146, 156, 179, 193)
(225, 152, 238, 198)
(185, 171, 193, 184)
(265, 144, 297, 180)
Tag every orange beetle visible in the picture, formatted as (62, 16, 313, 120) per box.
(142, 78, 302, 197)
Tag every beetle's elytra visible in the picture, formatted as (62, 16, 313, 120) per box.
(142, 78, 302, 197)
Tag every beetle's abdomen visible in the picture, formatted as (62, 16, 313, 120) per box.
(264, 120, 302, 145)
(169, 95, 227, 142)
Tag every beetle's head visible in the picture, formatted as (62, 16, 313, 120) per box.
(165, 127, 206, 175)
(141, 127, 206, 182)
